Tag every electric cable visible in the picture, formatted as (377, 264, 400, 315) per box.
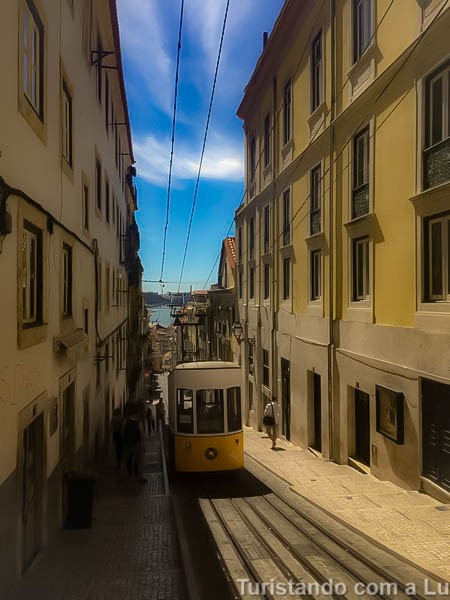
(176, 0, 230, 294)
(159, 0, 185, 283)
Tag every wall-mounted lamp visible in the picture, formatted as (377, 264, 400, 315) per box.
(232, 321, 244, 345)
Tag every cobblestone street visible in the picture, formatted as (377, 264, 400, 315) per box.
(9, 432, 187, 600)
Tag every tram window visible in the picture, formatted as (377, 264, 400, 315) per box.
(197, 389, 224, 434)
(176, 388, 194, 434)
(227, 387, 242, 432)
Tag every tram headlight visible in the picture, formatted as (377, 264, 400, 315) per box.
(205, 447, 218, 460)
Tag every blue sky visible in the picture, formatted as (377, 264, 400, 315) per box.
(117, 0, 284, 294)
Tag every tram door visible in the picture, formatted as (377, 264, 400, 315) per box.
(281, 359, 291, 441)
(22, 414, 44, 571)
(354, 389, 370, 466)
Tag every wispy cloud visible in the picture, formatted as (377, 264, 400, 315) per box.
(134, 131, 243, 186)
(117, 0, 174, 115)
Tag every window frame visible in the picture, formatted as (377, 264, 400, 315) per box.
(249, 265, 255, 300)
(263, 113, 271, 168)
(249, 136, 256, 183)
(282, 256, 291, 300)
(248, 217, 255, 260)
(353, 0, 372, 64)
(62, 243, 73, 318)
(263, 204, 270, 254)
(61, 79, 73, 167)
(22, 0, 44, 119)
(311, 30, 323, 113)
(310, 164, 322, 235)
(283, 79, 292, 146)
(22, 223, 42, 326)
(262, 349, 270, 388)
(310, 249, 322, 302)
(352, 126, 370, 220)
(352, 236, 370, 302)
(282, 189, 291, 247)
(263, 262, 270, 300)
(424, 212, 450, 302)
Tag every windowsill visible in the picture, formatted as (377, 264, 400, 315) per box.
(279, 243, 294, 258)
(307, 100, 327, 140)
(346, 303, 373, 323)
(62, 157, 74, 182)
(262, 163, 272, 180)
(347, 41, 377, 99)
(18, 322, 47, 350)
(305, 231, 325, 248)
(410, 181, 450, 214)
(344, 211, 375, 229)
(281, 139, 294, 164)
(261, 251, 272, 262)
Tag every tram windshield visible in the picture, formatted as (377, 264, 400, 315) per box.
(227, 387, 242, 432)
(176, 388, 194, 433)
(197, 389, 224, 434)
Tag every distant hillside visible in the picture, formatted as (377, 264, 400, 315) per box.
(144, 292, 166, 306)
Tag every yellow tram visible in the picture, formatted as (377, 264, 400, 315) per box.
(168, 361, 243, 472)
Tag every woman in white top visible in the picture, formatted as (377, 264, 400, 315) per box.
(263, 397, 281, 449)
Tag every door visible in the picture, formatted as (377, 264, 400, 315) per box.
(281, 358, 291, 441)
(247, 380, 253, 426)
(312, 373, 322, 452)
(61, 383, 75, 525)
(354, 389, 370, 465)
(422, 379, 450, 492)
(22, 414, 44, 571)
(82, 387, 90, 467)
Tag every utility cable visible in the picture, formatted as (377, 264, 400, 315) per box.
(176, 0, 230, 294)
(159, 0, 185, 283)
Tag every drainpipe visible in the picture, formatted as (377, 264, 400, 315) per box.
(271, 76, 278, 406)
(327, 0, 336, 461)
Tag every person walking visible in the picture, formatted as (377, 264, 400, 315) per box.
(146, 402, 155, 436)
(110, 408, 123, 469)
(122, 404, 146, 482)
(263, 397, 281, 450)
(156, 398, 166, 430)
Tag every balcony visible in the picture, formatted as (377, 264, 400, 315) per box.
(423, 138, 450, 190)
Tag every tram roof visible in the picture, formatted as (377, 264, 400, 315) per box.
(174, 361, 240, 370)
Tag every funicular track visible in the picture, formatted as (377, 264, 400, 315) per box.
(201, 486, 443, 600)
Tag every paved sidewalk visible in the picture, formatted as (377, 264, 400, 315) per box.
(244, 427, 450, 582)
(9, 432, 187, 600)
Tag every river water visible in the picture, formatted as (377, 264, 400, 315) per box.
(148, 305, 173, 328)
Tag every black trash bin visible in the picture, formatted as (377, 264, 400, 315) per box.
(65, 472, 95, 529)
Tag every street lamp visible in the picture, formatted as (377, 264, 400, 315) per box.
(232, 321, 244, 344)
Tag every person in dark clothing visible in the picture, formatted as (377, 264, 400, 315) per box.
(146, 402, 155, 436)
(122, 405, 146, 482)
(111, 408, 123, 468)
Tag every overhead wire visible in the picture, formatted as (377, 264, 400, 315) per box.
(176, 0, 231, 294)
(159, 0, 185, 284)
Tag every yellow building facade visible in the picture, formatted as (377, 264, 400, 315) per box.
(236, 0, 450, 500)
(0, 0, 139, 590)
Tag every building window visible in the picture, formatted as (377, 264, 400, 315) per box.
(105, 176, 110, 223)
(105, 74, 109, 131)
(423, 61, 450, 190)
(310, 250, 322, 301)
(282, 189, 291, 246)
(262, 349, 270, 387)
(424, 213, 450, 302)
(23, 0, 44, 119)
(353, 0, 371, 63)
(264, 113, 271, 167)
(282, 257, 291, 300)
(249, 217, 255, 259)
(96, 33, 103, 103)
(249, 137, 256, 182)
(310, 165, 322, 235)
(62, 244, 72, 317)
(311, 31, 322, 112)
(249, 267, 255, 299)
(96, 158, 102, 212)
(283, 79, 292, 145)
(84, 307, 89, 334)
(21, 223, 42, 325)
(61, 80, 73, 166)
(238, 266, 243, 299)
(352, 127, 370, 219)
(82, 182, 89, 231)
(263, 204, 270, 254)
(263, 263, 270, 300)
(238, 226, 242, 263)
(352, 236, 370, 301)
(248, 342, 254, 376)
